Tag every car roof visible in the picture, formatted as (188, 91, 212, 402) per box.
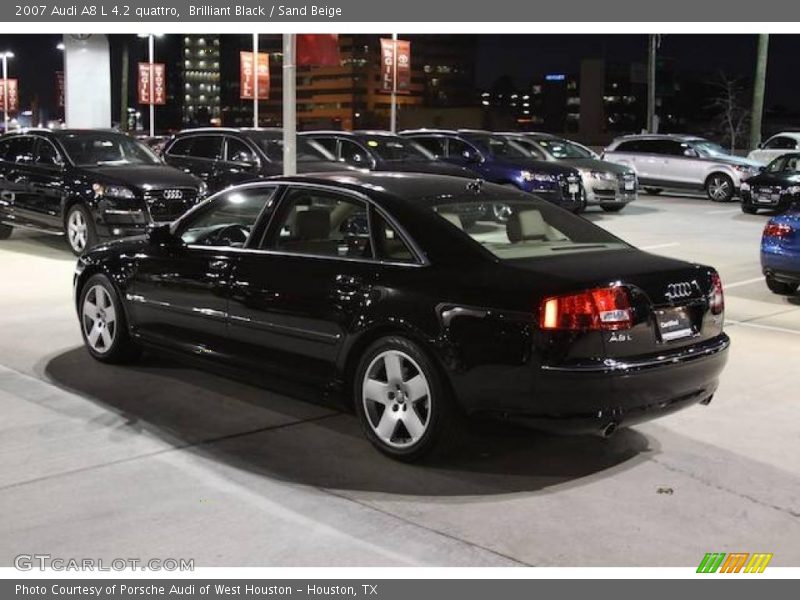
(611, 133, 706, 143)
(300, 130, 401, 139)
(766, 131, 800, 140)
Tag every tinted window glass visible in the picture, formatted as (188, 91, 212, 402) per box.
(170, 135, 223, 160)
(536, 138, 594, 159)
(431, 191, 628, 260)
(765, 136, 797, 150)
(614, 140, 641, 153)
(311, 137, 338, 156)
(361, 137, 433, 162)
(225, 137, 257, 164)
(462, 134, 528, 159)
(178, 188, 275, 247)
(268, 188, 372, 259)
(512, 138, 547, 160)
(4, 137, 36, 163)
(410, 136, 445, 157)
(339, 139, 371, 166)
(0, 138, 13, 160)
(35, 139, 63, 166)
(447, 138, 480, 160)
(245, 132, 335, 163)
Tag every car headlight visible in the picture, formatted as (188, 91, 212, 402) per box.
(198, 181, 208, 198)
(589, 170, 615, 181)
(732, 165, 756, 175)
(740, 182, 750, 191)
(787, 185, 800, 195)
(93, 183, 136, 199)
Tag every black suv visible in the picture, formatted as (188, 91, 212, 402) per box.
(162, 128, 353, 194)
(0, 129, 205, 255)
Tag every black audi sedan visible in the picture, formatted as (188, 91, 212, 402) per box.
(161, 127, 354, 195)
(0, 129, 206, 255)
(741, 153, 800, 214)
(74, 172, 729, 461)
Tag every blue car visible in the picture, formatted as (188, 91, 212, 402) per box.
(761, 209, 800, 295)
(400, 129, 585, 217)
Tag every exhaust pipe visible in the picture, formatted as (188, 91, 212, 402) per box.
(601, 422, 618, 438)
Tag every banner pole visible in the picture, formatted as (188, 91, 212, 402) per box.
(283, 34, 296, 176)
(2, 56, 8, 133)
(148, 34, 154, 137)
(390, 33, 398, 133)
(253, 33, 259, 128)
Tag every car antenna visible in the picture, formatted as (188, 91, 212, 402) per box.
(466, 178, 484, 194)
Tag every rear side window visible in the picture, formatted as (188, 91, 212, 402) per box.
(35, 139, 63, 166)
(765, 136, 798, 150)
(168, 135, 223, 160)
(311, 137, 338, 156)
(410, 136, 445, 157)
(613, 140, 644, 153)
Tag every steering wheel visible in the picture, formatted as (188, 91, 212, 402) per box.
(214, 224, 250, 247)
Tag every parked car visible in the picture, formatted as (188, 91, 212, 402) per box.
(761, 210, 800, 295)
(603, 134, 762, 202)
(400, 129, 585, 215)
(504, 132, 638, 212)
(0, 129, 206, 255)
(74, 172, 729, 461)
(741, 153, 800, 214)
(747, 132, 800, 165)
(162, 127, 353, 194)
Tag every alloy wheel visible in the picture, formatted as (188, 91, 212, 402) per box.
(708, 176, 731, 201)
(67, 209, 88, 253)
(82, 285, 117, 354)
(362, 350, 431, 449)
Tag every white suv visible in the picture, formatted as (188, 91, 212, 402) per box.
(603, 134, 762, 202)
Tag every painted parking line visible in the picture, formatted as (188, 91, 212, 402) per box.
(705, 208, 741, 215)
(726, 319, 800, 336)
(640, 242, 681, 251)
(724, 276, 766, 289)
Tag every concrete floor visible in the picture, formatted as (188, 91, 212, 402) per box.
(1, 193, 798, 567)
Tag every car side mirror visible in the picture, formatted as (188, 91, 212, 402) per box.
(463, 151, 481, 164)
(683, 149, 698, 158)
(757, 142, 764, 149)
(147, 223, 183, 247)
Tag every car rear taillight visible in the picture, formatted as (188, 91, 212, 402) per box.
(709, 271, 724, 316)
(540, 286, 632, 331)
(763, 222, 793, 239)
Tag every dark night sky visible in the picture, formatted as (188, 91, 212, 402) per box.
(1, 33, 798, 115)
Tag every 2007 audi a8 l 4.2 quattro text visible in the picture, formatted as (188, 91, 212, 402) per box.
(73, 173, 730, 461)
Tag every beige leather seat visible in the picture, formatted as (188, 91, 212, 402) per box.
(283, 208, 338, 255)
(506, 209, 560, 243)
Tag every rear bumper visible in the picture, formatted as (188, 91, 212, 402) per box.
(471, 334, 730, 434)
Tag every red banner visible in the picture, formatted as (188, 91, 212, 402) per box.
(138, 62, 166, 105)
(0, 79, 19, 113)
(380, 39, 411, 95)
(56, 71, 64, 108)
(297, 34, 340, 67)
(240, 51, 270, 100)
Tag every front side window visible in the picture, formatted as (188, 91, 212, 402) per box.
(178, 187, 275, 247)
(339, 139, 372, 167)
(692, 141, 730, 157)
(361, 137, 433, 162)
(246, 133, 335, 163)
(431, 192, 629, 260)
(225, 138, 258, 164)
(35, 139, 63, 167)
(765, 136, 797, 150)
(267, 188, 372, 259)
(447, 138, 481, 161)
(60, 132, 161, 167)
(535, 138, 593, 159)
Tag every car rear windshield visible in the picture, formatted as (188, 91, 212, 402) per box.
(364, 137, 434, 162)
(246, 133, 335, 163)
(430, 192, 629, 260)
(60, 133, 161, 167)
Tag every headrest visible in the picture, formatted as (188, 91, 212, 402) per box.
(292, 208, 330, 240)
(440, 212, 464, 230)
(507, 209, 550, 243)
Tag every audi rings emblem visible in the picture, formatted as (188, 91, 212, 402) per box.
(665, 282, 694, 300)
(163, 189, 184, 200)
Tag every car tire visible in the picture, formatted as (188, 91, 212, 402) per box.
(354, 335, 459, 462)
(706, 173, 735, 202)
(765, 275, 798, 296)
(78, 274, 141, 364)
(644, 188, 662, 195)
(601, 205, 625, 213)
(0, 223, 12, 240)
(65, 203, 98, 256)
(741, 204, 758, 215)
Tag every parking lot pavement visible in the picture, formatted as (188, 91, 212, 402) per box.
(1, 193, 799, 567)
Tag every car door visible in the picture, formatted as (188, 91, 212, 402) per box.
(163, 134, 223, 191)
(128, 186, 277, 355)
(0, 135, 41, 226)
(22, 136, 67, 228)
(225, 184, 380, 385)
(658, 140, 699, 187)
(213, 136, 264, 188)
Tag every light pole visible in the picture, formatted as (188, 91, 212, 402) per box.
(253, 33, 259, 128)
(1, 51, 14, 133)
(282, 34, 296, 176)
(390, 33, 398, 133)
(138, 34, 162, 137)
